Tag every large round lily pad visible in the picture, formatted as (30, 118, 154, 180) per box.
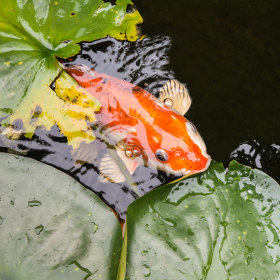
(0, 153, 122, 280)
(124, 161, 280, 279)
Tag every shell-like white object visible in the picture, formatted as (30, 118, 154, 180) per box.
(158, 80, 192, 115)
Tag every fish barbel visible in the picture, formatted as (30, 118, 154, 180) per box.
(66, 65, 211, 183)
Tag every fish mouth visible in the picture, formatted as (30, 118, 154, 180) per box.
(150, 154, 212, 179)
(201, 154, 211, 172)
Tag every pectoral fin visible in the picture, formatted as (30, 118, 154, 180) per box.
(158, 80, 192, 115)
(99, 153, 126, 183)
(116, 148, 143, 174)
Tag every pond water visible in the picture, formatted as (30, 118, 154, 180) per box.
(0, 0, 279, 219)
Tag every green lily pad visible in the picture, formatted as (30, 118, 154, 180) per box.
(0, 0, 142, 147)
(124, 161, 280, 279)
(0, 152, 122, 279)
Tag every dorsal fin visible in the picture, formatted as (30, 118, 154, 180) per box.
(158, 80, 192, 115)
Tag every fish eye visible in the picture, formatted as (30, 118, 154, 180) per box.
(155, 149, 169, 162)
(187, 121, 197, 133)
(125, 147, 133, 158)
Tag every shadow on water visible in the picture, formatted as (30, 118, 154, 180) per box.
(1, 1, 280, 219)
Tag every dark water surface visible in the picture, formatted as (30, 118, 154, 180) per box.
(134, 0, 280, 161)
(1, 0, 279, 218)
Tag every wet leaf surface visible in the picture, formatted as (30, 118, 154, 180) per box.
(0, 153, 122, 279)
(124, 161, 280, 279)
(0, 0, 142, 147)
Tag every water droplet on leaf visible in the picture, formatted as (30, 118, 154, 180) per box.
(34, 225, 44, 235)
(28, 200, 42, 207)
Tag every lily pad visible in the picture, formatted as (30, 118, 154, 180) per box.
(124, 161, 280, 279)
(0, 0, 142, 147)
(0, 152, 122, 279)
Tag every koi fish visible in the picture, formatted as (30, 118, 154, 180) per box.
(66, 65, 211, 184)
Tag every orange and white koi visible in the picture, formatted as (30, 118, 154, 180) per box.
(66, 65, 211, 183)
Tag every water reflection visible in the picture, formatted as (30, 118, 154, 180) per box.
(230, 140, 280, 183)
(63, 36, 175, 95)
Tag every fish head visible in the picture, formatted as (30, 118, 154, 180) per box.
(146, 113, 211, 177)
